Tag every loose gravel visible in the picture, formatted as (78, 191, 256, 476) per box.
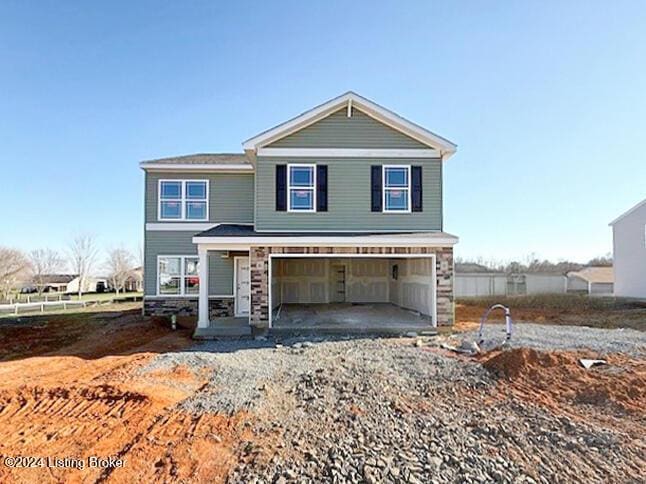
(465, 322, 646, 355)
(139, 325, 645, 483)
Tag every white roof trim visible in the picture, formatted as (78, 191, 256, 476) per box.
(609, 198, 646, 226)
(257, 148, 441, 158)
(140, 162, 253, 172)
(242, 91, 457, 159)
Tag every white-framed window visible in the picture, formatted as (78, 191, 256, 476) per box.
(158, 180, 209, 221)
(383, 165, 411, 213)
(288, 164, 316, 212)
(157, 256, 200, 296)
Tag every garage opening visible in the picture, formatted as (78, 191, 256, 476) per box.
(269, 255, 436, 331)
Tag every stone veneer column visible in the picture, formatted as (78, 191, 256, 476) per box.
(249, 247, 270, 327)
(434, 246, 454, 326)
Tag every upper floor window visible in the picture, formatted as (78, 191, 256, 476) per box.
(288, 164, 316, 212)
(383, 165, 410, 212)
(159, 180, 208, 221)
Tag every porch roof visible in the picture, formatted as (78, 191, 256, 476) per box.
(192, 224, 458, 247)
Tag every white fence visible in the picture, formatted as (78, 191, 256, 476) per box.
(0, 294, 142, 316)
(0, 293, 74, 305)
(456, 273, 567, 298)
(0, 300, 89, 315)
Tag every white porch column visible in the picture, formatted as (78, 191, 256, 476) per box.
(197, 247, 209, 328)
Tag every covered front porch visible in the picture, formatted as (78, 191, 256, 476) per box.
(195, 246, 252, 336)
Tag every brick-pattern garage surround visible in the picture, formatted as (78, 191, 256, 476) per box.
(249, 246, 454, 328)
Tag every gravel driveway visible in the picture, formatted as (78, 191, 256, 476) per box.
(140, 325, 645, 483)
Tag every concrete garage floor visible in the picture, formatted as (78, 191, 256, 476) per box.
(272, 303, 435, 336)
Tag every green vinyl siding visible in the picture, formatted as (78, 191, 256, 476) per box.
(144, 230, 233, 296)
(145, 171, 254, 223)
(268, 108, 428, 149)
(255, 157, 442, 231)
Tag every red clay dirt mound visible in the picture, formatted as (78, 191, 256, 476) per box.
(482, 348, 646, 415)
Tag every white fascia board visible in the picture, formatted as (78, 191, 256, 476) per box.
(257, 148, 441, 158)
(252, 228, 441, 233)
(140, 163, 254, 172)
(609, 198, 646, 226)
(193, 235, 459, 247)
(242, 91, 457, 156)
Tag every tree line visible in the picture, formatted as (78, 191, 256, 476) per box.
(0, 235, 142, 301)
(456, 252, 613, 274)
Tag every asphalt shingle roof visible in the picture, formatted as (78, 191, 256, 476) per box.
(141, 153, 250, 165)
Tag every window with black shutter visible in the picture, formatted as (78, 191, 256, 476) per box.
(275, 164, 287, 211)
(316, 165, 328, 212)
(371, 165, 382, 212)
(411, 166, 423, 212)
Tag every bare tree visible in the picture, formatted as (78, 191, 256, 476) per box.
(68, 235, 98, 298)
(0, 247, 29, 301)
(587, 254, 613, 267)
(105, 247, 134, 295)
(29, 249, 64, 296)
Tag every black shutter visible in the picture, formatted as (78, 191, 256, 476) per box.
(316, 165, 328, 212)
(371, 165, 382, 212)
(412, 166, 423, 212)
(276, 164, 287, 211)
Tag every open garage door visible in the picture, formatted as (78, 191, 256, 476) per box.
(269, 254, 436, 332)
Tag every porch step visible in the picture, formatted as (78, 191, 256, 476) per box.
(193, 325, 252, 339)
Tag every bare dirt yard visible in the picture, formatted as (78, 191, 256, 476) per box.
(0, 297, 644, 483)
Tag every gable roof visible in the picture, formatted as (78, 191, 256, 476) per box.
(567, 267, 614, 284)
(242, 91, 457, 159)
(609, 198, 646, 226)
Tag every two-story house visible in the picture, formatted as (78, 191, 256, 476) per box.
(141, 92, 458, 336)
(610, 198, 646, 298)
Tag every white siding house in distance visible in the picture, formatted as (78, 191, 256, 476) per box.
(610, 198, 646, 298)
(525, 273, 568, 294)
(455, 263, 507, 297)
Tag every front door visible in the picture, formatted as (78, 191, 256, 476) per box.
(235, 257, 250, 317)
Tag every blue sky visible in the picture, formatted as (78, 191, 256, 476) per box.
(1, 1, 645, 263)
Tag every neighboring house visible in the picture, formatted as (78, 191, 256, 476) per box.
(610, 199, 646, 298)
(141, 92, 458, 335)
(124, 267, 144, 292)
(455, 264, 567, 297)
(567, 267, 614, 295)
(65, 276, 110, 294)
(22, 274, 77, 293)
